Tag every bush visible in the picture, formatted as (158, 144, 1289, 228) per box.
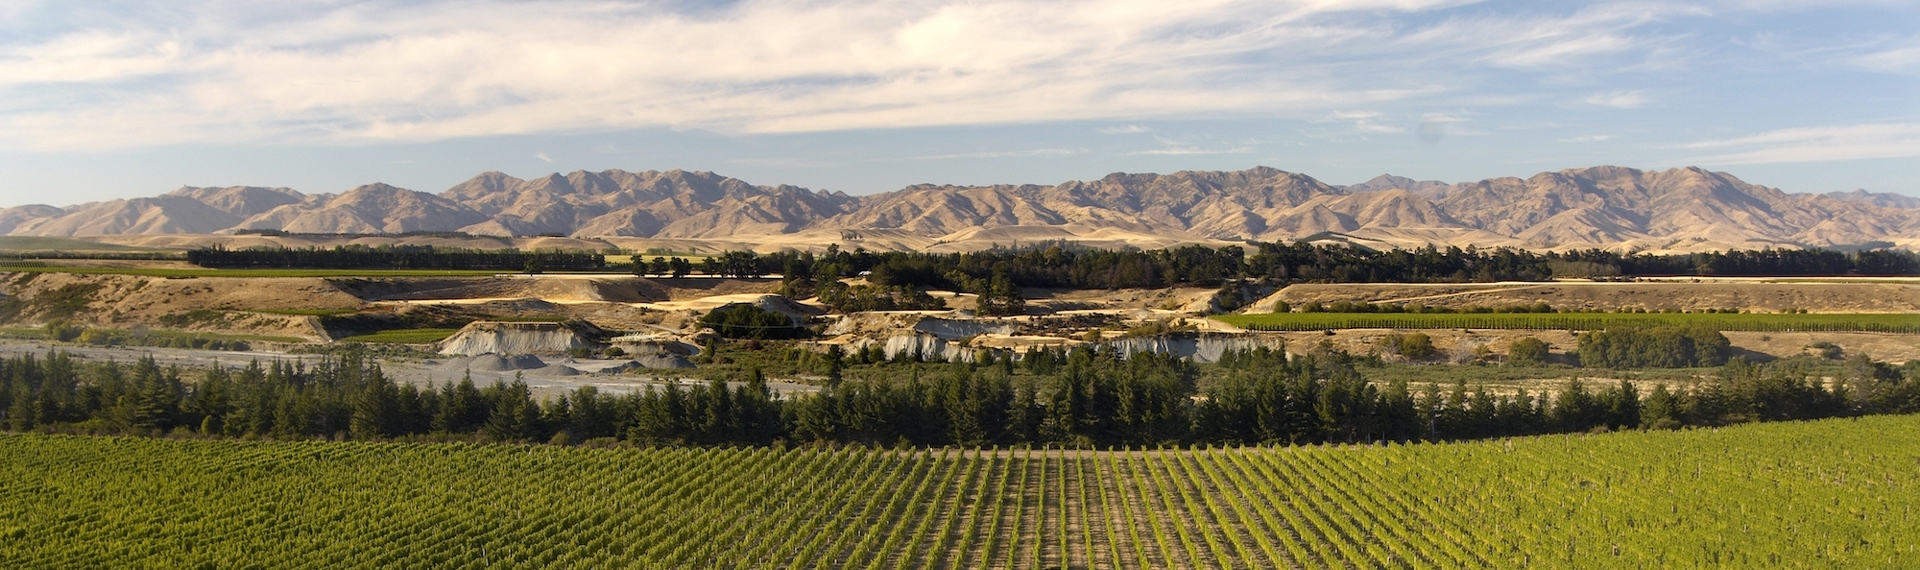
(1577, 326, 1730, 368)
(699, 303, 804, 339)
(45, 320, 84, 342)
(1507, 337, 1550, 365)
(1399, 333, 1435, 360)
(1807, 341, 1843, 360)
(1377, 332, 1436, 360)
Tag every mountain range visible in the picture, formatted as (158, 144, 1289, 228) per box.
(5, 166, 1916, 252)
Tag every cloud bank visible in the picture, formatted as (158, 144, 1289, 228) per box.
(0, 0, 1705, 149)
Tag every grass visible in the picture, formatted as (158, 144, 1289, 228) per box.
(333, 328, 460, 344)
(243, 308, 362, 317)
(0, 327, 48, 340)
(1215, 311, 1920, 333)
(1, 415, 1916, 568)
(126, 329, 307, 344)
(480, 315, 571, 323)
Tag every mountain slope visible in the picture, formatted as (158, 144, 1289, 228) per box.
(238, 183, 488, 234)
(5, 166, 1915, 252)
(11, 196, 240, 237)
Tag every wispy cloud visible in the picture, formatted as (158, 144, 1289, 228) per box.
(1850, 40, 1920, 74)
(1581, 90, 1649, 108)
(1678, 122, 1920, 164)
(534, 152, 553, 164)
(1096, 125, 1152, 135)
(1128, 146, 1254, 156)
(0, 0, 1700, 150)
(902, 148, 1085, 160)
(1560, 134, 1615, 142)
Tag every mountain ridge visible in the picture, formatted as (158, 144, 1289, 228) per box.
(8, 166, 1917, 252)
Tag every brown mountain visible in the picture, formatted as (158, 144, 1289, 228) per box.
(443, 169, 859, 238)
(165, 186, 304, 218)
(5, 165, 1915, 252)
(0, 205, 63, 235)
(1438, 166, 1920, 250)
(10, 195, 241, 237)
(237, 183, 488, 234)
(1827, 189, 1920, 210)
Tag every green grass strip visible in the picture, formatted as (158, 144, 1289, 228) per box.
(333, 328, 460, 344)
(1214, 311, 1920, 333)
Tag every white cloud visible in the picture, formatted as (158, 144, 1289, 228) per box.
(902, 148, 1085, 160)
(1097, 125, 1152, 134)
(1560, 134, 1614, 142)
(1396, 3, 1707, 70)
(534, 152, 553, 163)
(1850, 41, 1920, 74)
(0, 0, 1707, 150)
(1678, 122, 1920, 164)
(1128, 146, 1253, 155)
(1581, 90, 1649, 108)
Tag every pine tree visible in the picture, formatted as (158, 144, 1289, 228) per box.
(350, 374, 398, 440)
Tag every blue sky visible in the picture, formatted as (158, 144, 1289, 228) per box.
(0, 0, 1915, 207)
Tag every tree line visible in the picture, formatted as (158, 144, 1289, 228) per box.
(5, 346, 1916, 447)
(691, 243, 1920, 309)
(186, 242, 1918, 287)
(186, 245, 605, 271)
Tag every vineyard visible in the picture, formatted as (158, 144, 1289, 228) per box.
(3, 415, 1917, 568)
(1215, 311, 1920, 333)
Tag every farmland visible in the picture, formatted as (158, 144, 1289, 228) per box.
(2, 415, 1915, 568)
(1215, 311, 1920, 333)
(333, 328, 461, 344)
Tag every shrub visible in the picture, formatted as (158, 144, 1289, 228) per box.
(1577, 326, 1730, 368)
(1507, 337, 1550, 365)
(1399, 332, 1435, 360)
(699, 304, 804, 339)
(1806, 341, 1843, 360)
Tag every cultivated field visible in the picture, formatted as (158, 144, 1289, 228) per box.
(1256, 281, 1920, 314)
(1214, 311, 1920, 333)
(3, 415, 1915, 568)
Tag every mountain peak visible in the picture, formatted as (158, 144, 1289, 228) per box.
(1344, 174, 1451, 196)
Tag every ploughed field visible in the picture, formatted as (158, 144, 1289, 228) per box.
(1216, 311, 1920, 333)
(4, 416, 1917, 569)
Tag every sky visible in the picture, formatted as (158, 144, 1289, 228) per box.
(0, 0, 1915, 207)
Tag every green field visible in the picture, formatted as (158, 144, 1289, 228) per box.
(0, 327, 47, 340)
(1, 415, 1915, 568)
(333, 328, 460, 344)
(1215, 311, 1920, 333)
(242, 308, 362, 317)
